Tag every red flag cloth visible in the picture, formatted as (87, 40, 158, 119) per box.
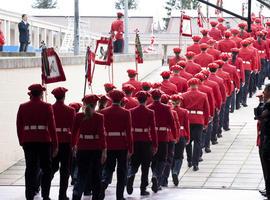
(180, 14, 192, 37)
(135, 31, 143, 64)
(41, 48, 66, 84)
(94, 37, 113, 66)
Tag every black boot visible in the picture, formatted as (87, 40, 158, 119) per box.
(172, 173, 179, 186)
(151, 177, 158, 193)
(140, 189, 150, 196)
(126, 175, 135, 195)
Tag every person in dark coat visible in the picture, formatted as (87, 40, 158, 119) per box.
(18, 14, 30, 52)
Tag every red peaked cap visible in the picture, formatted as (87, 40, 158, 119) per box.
(117, 12, 124, 17)
(231, 48, 239, 53)
(220, 53, 230, 61)
(200, 29, 209, 35)
(201, 69, 210, 77)
(51, 87, 68, 98)
(122, 84, 135, 93)
(266, 21, 270, 26)
(173, 47, 181, 53)
(188, 78, 200, 86)
(255, 18, 261, 23)
(208, 62, 219, 69)
(210, 21, 218, 26)
(224, 31, 232, 38)
(241, 39, 250, 46)
(238, 22, 247, 28)
(207, 39, 216, 45)
(69, 102, 82, 112)
(218, 17, 225, 22)
(82, 94, 100, 105)
(200, 43, 209, 49)
(152, 82, 162, 89)
(135, 91, 150, 102)
(160, 71, 171, 79)
(98, 95, 110, 102)
(104, 83, 116, 90)
(127, 69, 138, 76)
(150, 89, 162, 98)
(171, 65, 182, 71)
(142, 82, 152, 88)
(192, 35, 201, 42)
(215, 59, 225, 66)
(194, 73, 206, 81)
(185, 51, 196, 58)
(177, 61, 186, 67)
(256, 31, 264, 36)
(108, 90, 125, 102)
(171, 94, 183, 102)
(230, 29, 239, 35)
(28, 84, 46, 92)
(161, 94, 170, 104)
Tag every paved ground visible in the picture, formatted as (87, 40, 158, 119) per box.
(0, 66, 266, 199)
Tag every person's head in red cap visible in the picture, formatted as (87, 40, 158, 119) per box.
(230, 29, 239, 36)
(142, 82, 151, 91)
(238, 22, 246, 30)
(266, 21, 270, 27)
(170, 65, 182, 74)
(122, 84, 135, 97)
(194, 73, 206, 83)
(188, 78, 200, 89)
(51, 87, 68, 102)
(108, 89, 125, 105)
(200, 29, 209, 37)
(218, 17, 225, 23)
(160, 71, 171, 80)
(214, 60, 225, 69)
(173, 47, 181, 57)
(231, 48, 239, 64)
(240, 39, 249, 48)
(255, 18, 261, 24)
(161, 94, 170, 104)
(177, 60, 187, 69)
(224, 31, 232, 39)
(117, 12, 124, 19)
(120, 97, 129, 107)
(220, 53, 229, 62)
(171, 94, 183, 107)
(135, 91, 150, 105)
(185, 51, 196, 61)
(256, 31, 264, 43)
(69, 102, 82, 113)
(150, 89, 162, 101)
(210, 21, 218, 27)
(208, 62, 219, 73)
(152, 82, 162, 89)
(192, 35, 201, 43)
(104, 83, 116, 94)
(207, 39, 216, 47)
(98, 95, 109, 111)
(127, 69, 138, 80)
(200, 43, 208, 52)
(82, 94, 100, 118)
(28, 84, 46, 99)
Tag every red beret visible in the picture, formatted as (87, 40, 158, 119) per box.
(255, 18, 261, 23)
(104, 83, 116, 90)
(98, 95, 110, 102)
(200, 29, 209, 35)
(266, 21, 270, 26)
(152, 82, 162, 89)
(142, 82, 152, 89)
(127, 69, 137, 76)
(231, 48, 239, 53)
(207, 39, 216, 45)
(69, 102, 82, 112)
(238, 22, 246, 28)
(262, 30, 268, 35)
(150, 89, 162, 98)
(218, 17, 225, 22)
(200, 43, 209, 49)
(188, 78, 200, 86)
(28, 84, 46, 92)
(122, 84, 135, 93)
(208, 62, 219, 69)
(185, 51, 196, 58)
(171, 94, 183, 102)
(215, 59, 225, 67)
(161, 94, 170, 104)
(121, 97, 129, 105)
(247, 37, 254, 43)
(224, 31, 232, 38)
(171, 64, 182, 71)
(220, 53, 229, 61)
(82, 94, 100, 105)
(230, 29, 239, 35)
(160, 71, 171, 79)
(135, 91, 150, 102)
(108, 90, 125, 102)
(192, 35, 202, 42)
(194, 73, 206, 81)
(173, 47, 181, 53)
(241, 39, 250, 46)
(51, 87, 68, 98)
(256, 31, 264, 36)
(210, 21, 218, 26)
(177, 61, 186, 67)
(201, 69, 210, 77)
(117, 12, 124, 17)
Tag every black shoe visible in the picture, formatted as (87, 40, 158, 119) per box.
(212, 140, 218, 145)
(126, 176, 134, 195)
(236, 106, 241, 110)
(172, 174, 179, 186)
(188, 162, 193, 168)
(158, 186, 162, 191)
(151, 177, 158, 193)
(100, 182, 107, 200)
(259, 189, 266, 194)
(217, 133, 222, 138)
(205, 147, 211, 153)
(59, 196, 69, 200)
(230, 110, 234, 113)
(193, 166, 199, 171)
(224, 128, 231, 131)
(43, 198, 51, 200)
(140, 190, 150, 196)
(242, 103, 248, 107)
(199, 157, 203, 162)
(117, 198, 126, 200)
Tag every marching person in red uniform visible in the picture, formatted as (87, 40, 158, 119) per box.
(168, 47, 185, 69)
(209, 21, 222, 41)
(98, 95, 110, 111)
(104, 83, 116, 107)
(16, 84, 58, 200)
(0, 22, 5, 52)
(185, 51, 202, 75)
(182, 78, 209, 171)
(238, 22, 250, 40)
(177, 61, 193, 80)
(217, 31, 237, 53)
(170, 94, 190, 186)
(51, 87, 76, 200)
(147, 89, 176, 192)
(230, 29, 242, 48)
(207, 39, 221, 61)
(72, 95, 107, 200)
(141, 82, 154, 105)
(123, 69, 142, 96)
(194, 43, 214, 69)
(169, 65, 188, 93)
(100, 90, 133, 200)
(110, 12, 124, 53)
(126, 91, 157, 196)
(199, 29, 212, 44)
(160, 71, 178, 95)
(217, 17, 227, 36)
(187, 35, 201, 55)
(122, 84, 139, 109)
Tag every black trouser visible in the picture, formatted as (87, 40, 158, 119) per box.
(262, 142, 270, 198)
(52, 143, 71, 198)
(23, 142, 52, 200)
(128, 142, 152, 190)
(72, 150, 102, 200)
(172, 137, 186, 176)
(249, 72, 256, 97)
(218, 104, 225, 134)
(258, 59, 267, 88)
(236, 85, 243, 109)
(230, 90, 236, 112)
(19, 42, 28, 52)
(151, 142, 168, 187)
(242, 70, 251, 105)
(113, 39, 124, 53)
(211, 111, 219, 142)
(223, 95, 232, 130)
(102, 150, 128, 200)
(162, 142, 175, 185)
(259, 146, 268, 189)
(0, 46, 3, 51)
(205, 121, 213, 148)
(186, 124, 203, 166)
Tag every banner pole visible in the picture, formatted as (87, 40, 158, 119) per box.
(111, 62, 114, 84)
(135, 60, 138, 81)
(83, 48, 89, 98)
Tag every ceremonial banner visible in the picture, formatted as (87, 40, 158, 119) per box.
(180, 14, 192, 37)
(94, 37, 113, 66)
(135, 30, 143, 63)
(41, 47, 66, 84)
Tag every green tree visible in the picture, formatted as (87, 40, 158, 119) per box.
(115, 0, 138, 10)
(32, 0, 57, 8)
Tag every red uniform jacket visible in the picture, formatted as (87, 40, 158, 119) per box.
(169, 74, 188, 93)
(249, 46, 260, 71)
(173, 106, 190, 141)
(194, 52, 214, 68)
(186, 43, 201, 55)
(207, 48, 221, 61)
(0, 31, 5, 46)
(161, 80, 178, 95)
(216, 69, 233, 96)
(123, 78, 142, 96)
(168, 56, 185, 69)
(238, 30, 250, 40)
(217, 38, 237, 53)
(110, 19, 124, 40)
(253, 40, 269, 60)
(230, 36, 242, 48)
(222, 63, 241, 90)
(100, 105, 133, 153)
(217, 23, 227, 36)
(197, 84, 215, 117)
(148, 101, 176, 142)
(169, 110, 179, 142)
(72, 112, 106, 150)
(185, 60, 202, 75)
(199, 36, 212, 44)
(182, 88, 210, 126)
(229, 57, 245, 83)
(53, 101, 75, 144)
(203, 80, 222, 110)
(238, 47, 256, 71)
(208, 73, 227, 103)
(16, 97, 57, 146)
(209, 28, 222, 41)
(179, 69, 193, 80)
(125, 96, 139, 110)
(130, 105, 158, 148)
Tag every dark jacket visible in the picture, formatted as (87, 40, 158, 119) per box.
(18, 21, 29, 43)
